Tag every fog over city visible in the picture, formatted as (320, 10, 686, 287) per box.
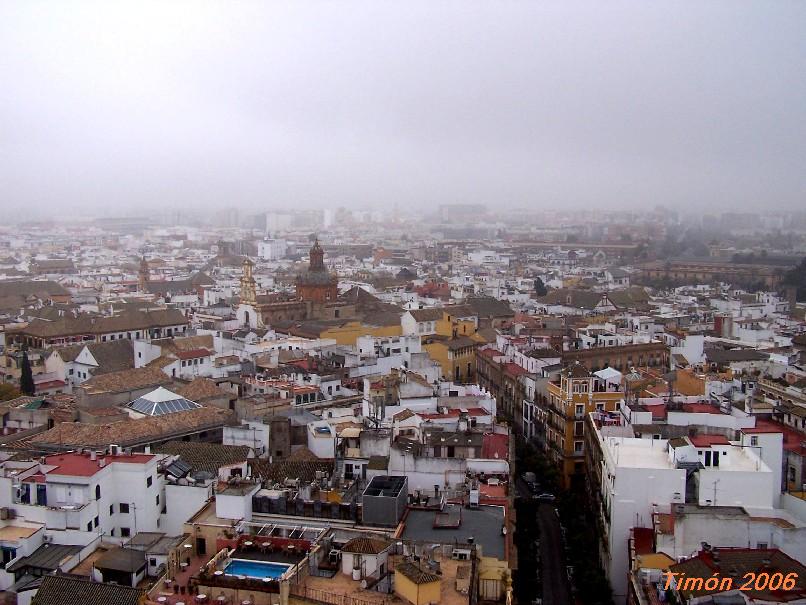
(1, 1, 805, 217)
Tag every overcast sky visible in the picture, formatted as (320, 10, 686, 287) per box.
(1, 1, 805, 217)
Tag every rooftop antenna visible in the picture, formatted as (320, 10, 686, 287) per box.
(663, 370, 678, 408)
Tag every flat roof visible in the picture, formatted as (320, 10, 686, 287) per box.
(603, 437, 674, 469)
(0, 524, 41, 541)
(401, 505, 506, 560)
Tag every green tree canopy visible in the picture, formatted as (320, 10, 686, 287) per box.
(20, 352, 35, 396)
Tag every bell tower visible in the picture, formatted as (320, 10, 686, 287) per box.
(240, 258, 257, 305)
(309, 238, 325, 272)
(137, 256, 149, 292)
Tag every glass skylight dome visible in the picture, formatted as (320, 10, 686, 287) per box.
(127, 386, 201, 416)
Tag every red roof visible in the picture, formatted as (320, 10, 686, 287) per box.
(44, 452, 156, 477)
(741, 423, 785, 434)
(746, 420, 806, 455)
(481, 432, 509, 460)
(34, 379, 67, 389)
(479, 483, 508, 503)
(176, 348, 212, 360)
(503, 363, 529, 377)
(682, 403, 724, 415)
(287, 358, 315, 371)
(643, 403, 667, 420)
(689, 435, 731, 448)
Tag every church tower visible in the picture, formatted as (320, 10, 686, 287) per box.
(309, 238, 325, 271)
(240, 258, 257, 305)
(137, 256, 149, 292)
(296, 238, 338, 303)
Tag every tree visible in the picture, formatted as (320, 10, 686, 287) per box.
(783, 256, 806, 302)
(20, 352, 35, 396)
(533, 277, 548, 297)
(0, 384, 20, 402)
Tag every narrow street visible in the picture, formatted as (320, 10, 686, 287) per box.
(514, 474, 571, 605)
(537, 502, 571, 605)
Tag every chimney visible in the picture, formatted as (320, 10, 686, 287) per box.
(90, 451, 97, 461)
(99, 458, 106, 468)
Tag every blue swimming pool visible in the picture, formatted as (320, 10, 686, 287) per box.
(223, 558, 291, 580)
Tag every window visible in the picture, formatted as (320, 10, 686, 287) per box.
(94, 516, 99, 528)
(574, 441, 584, 453)
(111, 529, 115, 537)
(146, 476, 153, 488)
(121, 527, 131, 538)
(704, 451, 712, 466)
(150, 558, 157, 567)
(750, 436, 758, 446)
(575, 404, 584, 417)
(757, 542, 767, 549)
(713, 451, 720, 467)
(156, 494, 160, 506)
(95, 485, 101, 500)
(119, 503, 130, 514)
(109, 504, 114, 515)
(87, 521, 92, 532)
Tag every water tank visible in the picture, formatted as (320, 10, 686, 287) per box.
(352, 567, 361, 581)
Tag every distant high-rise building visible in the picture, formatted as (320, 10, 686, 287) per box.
(265, 211, 293, 235)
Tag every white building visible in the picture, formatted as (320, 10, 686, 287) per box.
(591, 428, 775, 604)
(257, 239, 288, 261)
(0, 450, 165, 555)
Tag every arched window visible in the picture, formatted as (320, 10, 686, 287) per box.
(95, 485, 101, 500)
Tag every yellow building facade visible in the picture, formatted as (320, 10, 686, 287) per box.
(320, 321, 402, 346)
(546, 365, 623, 488)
